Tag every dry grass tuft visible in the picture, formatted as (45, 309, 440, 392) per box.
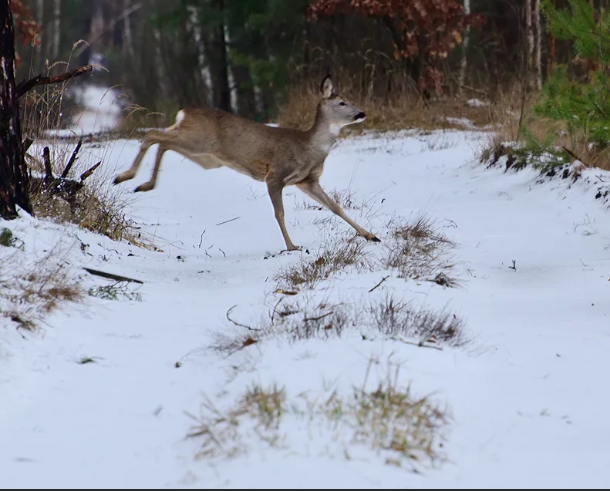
(370, 294, 467, 347)
(189, 361, 448, 466)
(276, 238, 373, 291)
(384, 214, 458, 286)
(20, 61, 143, 244)
(213, 293, 468, 354)
(0, 245, 83, 330)
(188, 383, 287, 459)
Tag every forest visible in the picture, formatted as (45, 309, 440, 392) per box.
(14, 0, 586, 122)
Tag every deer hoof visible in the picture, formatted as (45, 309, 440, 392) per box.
(114, 171, 135, 185)
(134, 182, 154, 193)
(283, 245, 302, 253)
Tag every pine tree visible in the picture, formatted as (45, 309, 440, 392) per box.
(535, 0, 610, 149)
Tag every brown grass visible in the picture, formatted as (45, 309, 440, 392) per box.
(189, 361, 448, 466)
(213, 293, 468, 355)
(275, 237, 373, 291)
(277, 80, 522, 134)
(384, 214, 458, 286)
(0, 245, 83, 330)
(477, 86, 610, 172)
(26, 143, 140, 244)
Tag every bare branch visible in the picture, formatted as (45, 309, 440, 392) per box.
(226, 305, 260, 331)
(17, 65, 93, 99)
(79, 162, 102, 182)
(83, 267, 144, 284)
(61, 141, 82, 179)
(369, 275, 390, 293)
(304, 312, 334, 323)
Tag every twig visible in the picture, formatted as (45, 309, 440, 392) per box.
(226, 305, 259, 331)
(198, 230, 206, 249)
(216, 217, 240, 226)
(270, 297, 284, 324)
(369, 275, 390, 293)
(43, 147, 53, 179)
(17, 65, 93, 99)
(562, 146, 587, 166)
(83, 267, 144, 284)
(61, 141, 82, 179)
(304, 312, 334, 323)
(509, 260, 517, 272)
(79, 162, 102, 182)
(219, 248, 226, 257)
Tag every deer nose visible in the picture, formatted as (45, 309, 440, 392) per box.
(355, 112, 366, 120)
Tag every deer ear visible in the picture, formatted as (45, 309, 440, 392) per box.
(320, 75, 334, 99)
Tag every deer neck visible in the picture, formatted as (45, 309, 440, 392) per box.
(307, 104, 340, 154)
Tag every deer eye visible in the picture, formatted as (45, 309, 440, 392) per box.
(339, 102, 346, 106)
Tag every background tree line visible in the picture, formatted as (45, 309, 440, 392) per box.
(15, 0, 604, 123)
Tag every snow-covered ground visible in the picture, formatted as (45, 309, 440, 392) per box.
(1, 130, 610, 488)
(46, 85, 124, 138)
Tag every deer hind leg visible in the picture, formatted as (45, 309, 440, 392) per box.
(267, 180, 299, 251)
(297, 179, 380, 242)
(113, 130, 165, 185)
(134, 145, 167, 193)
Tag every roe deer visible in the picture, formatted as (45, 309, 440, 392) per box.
(113, 76, 380, 250)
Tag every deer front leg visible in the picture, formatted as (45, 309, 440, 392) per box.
(114, 130, 164, 185)
(267, 180, 299, 251)
(297, 179, 380, 242)
(134, 145, 167, 192)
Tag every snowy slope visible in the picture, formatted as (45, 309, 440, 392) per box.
(1, 130, 610, 489)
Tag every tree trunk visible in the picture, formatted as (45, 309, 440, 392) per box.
(548, 0, 555, 78)
(459, 0, 471, 92)
(533, 0, 542, 90)
(0, 0, 33, 219)
(525, 0, 534, 90)
(216, 0, 231, 112)
(123, 0, 134, 57)
(52, 0, 61, 59)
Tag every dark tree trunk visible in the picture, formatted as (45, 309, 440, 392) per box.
(0, 0, 32, 219)
(216, 0, 231, 112)
(232, 63, 257, 120)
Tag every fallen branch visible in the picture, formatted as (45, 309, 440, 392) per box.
(79, 161, 102, 182)
(304, 312, 334, 323)
(226, 305, 260, 331)
(61, 141, 82, 179)
(83, 267, 144, 284)
(368, 275, 390, 293)
(216, 217, 240, 226)
(17, 65, 93, 99)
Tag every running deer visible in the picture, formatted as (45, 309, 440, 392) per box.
(113, 76, 380, 250)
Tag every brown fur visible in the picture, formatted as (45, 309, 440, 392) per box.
(113, 76, 379, 250)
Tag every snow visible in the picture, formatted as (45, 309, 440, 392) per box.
(2, 130, 610, 488)
(467, 98, 489, 108)
(46, 85, 123, 137)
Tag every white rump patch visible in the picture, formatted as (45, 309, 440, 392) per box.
(166, 110, 186, 132)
